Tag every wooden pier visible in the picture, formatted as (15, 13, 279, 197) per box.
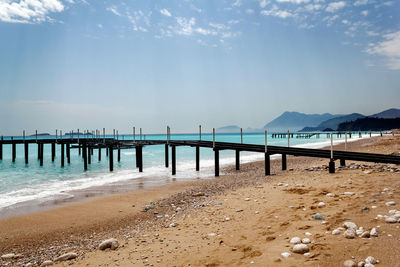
(0, 132, 399, 177)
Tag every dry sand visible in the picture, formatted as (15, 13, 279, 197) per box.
(0, 135, 399, 267)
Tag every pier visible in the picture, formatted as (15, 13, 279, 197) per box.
(0, 129, 399, 177)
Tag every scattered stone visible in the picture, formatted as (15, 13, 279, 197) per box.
(208, 233, 216, 237)
(215, 202, 222, 206)
(362, 207, 370, 211)
(305, 232, 312, 236)
(360, 231, 370, 238)
(370, 199, 376, 203)
(386, 201, 396, 206)
(385, 217, 397, 223)
(370, 228, 378, 237)
(244, 198, 250, 201)
(99, 238, 119, 250)
(364, 264, 374, 267)
(332, 229, 341, 235)
(232, 247, 237, 251)
(365, 256, 377, 264)
(193, 192, 205, 197)
(344, 260, 357, 267)
(1, 253, 15, 260)
(281, 252, 291, 258)
(343, 222, 358, 231)
(301, 238, 311, 244)
(290, 237, 301, 244)
(317, 202, 326, 208)
(40, 260, 54, 266)
(343, 192, 355, 196)
(145, 205, 155, 211)
(55, 252, 78, 262)
(344, 229, 356, 239)
(326, 193, 335, 197)
(292, 244, 309, 254)
(312, 213, 324, 220)
(169, 223, 178, 228)
(358, 261, 365, 267)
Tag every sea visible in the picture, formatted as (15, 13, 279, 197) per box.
(0, 132, 374, 217)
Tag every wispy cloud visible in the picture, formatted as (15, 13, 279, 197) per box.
(326, 1, 346, 13)
(261, 5, 294, 19)
(160, 8, 171, 17)
(0, 0, 65, 23)
(106, 6, 121, 17)
(366, 31, 400, 70)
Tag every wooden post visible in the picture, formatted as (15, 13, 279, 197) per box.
(287, 130, 290, 147)
(103, 128, 106, 144)
(106, 146, 109, 157)
(199, 125, 202, 140)
(171, 145, 176, 175)
(51, 142, 55, 162)
(140, 128, 142, 140)
(40, 143, 44, 166)
(330, 134, 333, 160)
(88, 145, 91, 165)
(138, 146, 143, 172)
(240, 128, 243, 144)
(78, 129, 81, 155)
(109, 145, 113, 172)
(12, 137, 16, 163)
(235, 149, 240, 170)
(282, 153, 287, 170)
(24, 141, 29, 164)
(213, 128, 215, 148)
(340, 159, 346, 167)
(265, 153, 270, 176)
(133, 127, 135, 144)
(0, 136, 2, 160)
(345, 132, 348, 152)
(118, 146, 121, 162)
(98, 147, 101, 161)
(37, 143, 40, 160)
(165, 144, 169, 168)
(61, 142, 64, 167)
(214, 149, 220, 177)
(329, 159, 335, 173)
(66, 143, 70, 164)
(196, 145, 200, 171)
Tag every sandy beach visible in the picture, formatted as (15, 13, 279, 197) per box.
(1, 135, 399, 267)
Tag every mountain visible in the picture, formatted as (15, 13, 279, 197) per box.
(337, 117, 400, 131)
(370, 108, 400, 119)
(217, 125, 241, 133)
(299, 113, 366, 131)
(264, 111, 341, 132)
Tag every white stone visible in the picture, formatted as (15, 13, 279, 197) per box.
(244, 198, 250, 201)
(343, 260, 357, 267)
(385, 217, 397, 223)
(365, 256, 377, 264)
(343, 222, 358, 231)
(317, 202, 326, 207)
(290, 237, 301, 244)
(343, 192, 355, 196)
(305, 232, 312, 236)
(370, 228, 378, 237)
(1, 253, 15, 260)
(371, 206, 377, 209)
(386, 201, 396, 206)
(292, 244, 309, 254)
(40, 260, 54, 266)
(360, 231, 370, 238)
(281, 252, 291, 258)
(55, 252, 78, 262)
(326, 193, 335, 197)
(358, 261, 365, 267)
(332, 229, 341, 235)
(99, 238, 119, 250)
(301, 238, 311, 244)
(383, 188, 390, 192)
(388, 209, 397, 215)
(208, 233, 216, 237)
(364, 264, 374, 267)
(344, 229, 356, 239)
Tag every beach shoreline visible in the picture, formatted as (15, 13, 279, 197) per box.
(0, 135, 399, 266)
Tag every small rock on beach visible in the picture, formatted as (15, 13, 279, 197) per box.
(99, 238, 119, 250)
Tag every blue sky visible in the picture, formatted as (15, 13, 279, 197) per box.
(0, 0, 399, 134)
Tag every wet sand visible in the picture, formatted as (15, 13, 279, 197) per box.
(0, 135, 399, 266)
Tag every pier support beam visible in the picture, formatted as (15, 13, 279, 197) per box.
(196, 145, 200, 171)
(61, 143, 64, 167)
(106, 147, 109, 157)
(118, 147, 121, 162)
(282, 153, 287, 171)
(66, 143, 70, 164)
(165, 144, 169, 168)
(171, 145, 176, 175)
(40, 143, 44, 166)
(12, 141, 16, 163)
(265, 153, 270, 176)
(135, 147, 139, 168)
(0, 137, 2, 160)
(88, 145, 91, 165)
(98, 147, 101, 161)
(329, 160, 335, 173)
(109, 145, 113, 172)
(137, 146, 143, 172)
(51, 142, 55, 162)
(235, 149, 240, 170)
(340, 159, 346, 167)
(214, 149, 220, 177)
(37, 143, 40, 160)
(83, 143, 88, 171)
(24, 142, 29, 164)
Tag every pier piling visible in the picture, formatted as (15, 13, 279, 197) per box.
(329, 160, 335, 173)
(88, 145, 91, 165)
(51, 142, 55, 162)
(196, 145, 200, 171)
(282, 154, 287, 171)
(171, 145, 176, 175)
(24, 142, 29, 164)
(12, 138, 16, 163)
(67, 143, 71, 164)
(98, 147, 101, 161)
(0, 136, 3, 160)
(215, 149, 220, 177)
(109, 145, 113, 172)
(265, 153, 270, 176)
(165, 144, 169, 168)
(39, 143, 44, 166)
(61, 143, 64, 167)
(340, 159, 346, 167)
(137, 146, 143, 172)
(235, 149, 240, 170)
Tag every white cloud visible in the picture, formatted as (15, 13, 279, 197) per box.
(232, 0, 241, 7)
(127, 10, 151, 32)
(246, 8, 254, 14)
(107, 6, 121, 16)
(175, 17, 196, 35)
(276, 0, 310, 3)
(0, 0, 64, 23)
(366, 31, 400, 70)
(326, 1, 346, 13)
(361, 10, 369, 16)
(160, 8, 171, 17)
(261, 5, 294, 18)
(259, 0, 269, 8)
(354, 0, 370, 6)
(304, 4, 323, 11)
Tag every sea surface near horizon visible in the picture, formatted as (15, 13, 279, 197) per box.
(0, 132, 373, 217)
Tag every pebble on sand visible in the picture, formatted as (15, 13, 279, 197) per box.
(343, 260, 357, 267)
(317, 202, 326, 207)
(312, 213, 324, 220)
(365, 256, 378, 264)
(281, 252, 291, 258)
(1, 253, 15, 260)
(55, 252, 78, 262)
(292, 244, 309, 254)
(40, 260, 54, 266)
(302, 238, 311, 244)
(385, 217, 397, 223)
(344, 229, 356, 239)
(386, 201, 396, 206)
(332, 229, 341, 235)
(343, 222, 358, 231)
(370, 228, 378, 237)
(290, 237, 301, 244)
(98, 238, 119, 250)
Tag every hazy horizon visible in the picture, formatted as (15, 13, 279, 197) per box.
(1, 0, 399, 135)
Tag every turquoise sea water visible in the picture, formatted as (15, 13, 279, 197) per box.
(0, 132, 371, 212)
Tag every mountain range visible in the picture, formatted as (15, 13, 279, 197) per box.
(216, 108, 400, 133)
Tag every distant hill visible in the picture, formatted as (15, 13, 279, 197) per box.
(264, 111, 340, 132)
(217, 125, 241, 133)
(299, 113, 365, 132)
(370, 108, 400, 119)
(337, 117, 400, 131)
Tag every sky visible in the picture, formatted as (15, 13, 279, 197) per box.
(0, 0, 399, 135)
